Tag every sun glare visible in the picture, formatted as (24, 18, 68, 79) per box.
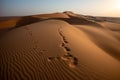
(114, 0, 120, 10)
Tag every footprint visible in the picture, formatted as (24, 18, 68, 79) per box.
(73, 57, 78, 65)
(61, 56, 69, 61)
(48, 57, 55, 62)
(66, 53, 73, 57)
(58, 28, 69, 44)
(61, 43, 70, 52)
(61, 53, 78, 68)
(64, 46, 71, 51)
(59, 32, 63, 36)
(58, 27, 78, 68)
(64, 40, 68, 44)
(69, 57, 78, 68)
(48, 56, 61, 62)
(61, 43, 65, 47)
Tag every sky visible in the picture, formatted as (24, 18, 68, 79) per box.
(0, 0, 120, 17)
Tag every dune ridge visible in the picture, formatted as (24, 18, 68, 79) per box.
(0, 11, 102, 30)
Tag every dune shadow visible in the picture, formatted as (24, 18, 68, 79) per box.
(51, 16, 102, 27)
(15, 16, 43, 27)
(14, 15, 103, 29)
(9, 15, 103, 30)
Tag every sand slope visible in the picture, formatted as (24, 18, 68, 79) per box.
(75, 22, 120, 60)
(0, 20, 120, 80)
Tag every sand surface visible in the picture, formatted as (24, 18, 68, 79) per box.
(0, 12, 120, 80)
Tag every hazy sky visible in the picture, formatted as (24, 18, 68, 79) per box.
(0, 0, 120, 17)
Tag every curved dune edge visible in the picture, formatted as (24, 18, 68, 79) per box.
(74, 22, 120, 60)
(0, 11, 102, 30)
(0, 20, 120, 80)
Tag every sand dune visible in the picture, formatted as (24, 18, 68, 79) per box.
(0, 18, 20, 30)
(0, 16, 45, 31)
(0, 11, 120, 30)
(0, 12, 71, 30)
(100, 22, 120, 31)
(75, 24, 120, 59)
(0, 19, 120, 80)
(32, 12, 69, 19)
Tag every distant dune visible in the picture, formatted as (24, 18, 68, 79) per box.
(0, 12, 99, 29)
(0, 11, 120, 80)
(0, 18, 20, 29)
(32, 12, 70, 19)
(0, 11, 120, 30)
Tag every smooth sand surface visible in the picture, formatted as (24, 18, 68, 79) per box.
(100, 22, 120, 31)
(0, 20, 120, 80)
(75, 24, 120, 60)
(99, 22, 120, 41)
